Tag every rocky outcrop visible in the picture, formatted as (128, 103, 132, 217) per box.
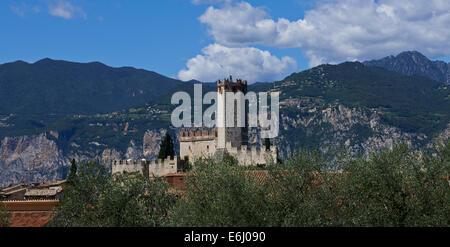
(101, 148, 121, 161)
(98, 129, 168, 162)
(142, 129, 166, 159)
(0, 134, 70, 187)
(278, 101, 426, 158)
(0, 128, 168, 187)
(427, 123, 450, 148)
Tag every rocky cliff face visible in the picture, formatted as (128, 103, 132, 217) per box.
(0, 134, 69, 187)
(0, 129, 167, 187)
(142, 129, 167, 159)
(275, 101, 427, 159)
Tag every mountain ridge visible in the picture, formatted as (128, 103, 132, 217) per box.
(363, 51, 450, 84)
(0, 58, 187, 116)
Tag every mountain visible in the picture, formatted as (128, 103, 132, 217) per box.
(0, 58, 185, 116)
(0, 54, 450, 186)
(254, 62, 450, 156)
(277, 62, 450, 134)
(363, 51, 450, 84)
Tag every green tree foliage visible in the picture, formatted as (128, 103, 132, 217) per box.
(158, 133, 175, 159)
(264, 138, 271, 151)
(168, 143, 449, 226)
(49, 161, 177, 226)
(49, 161, 111, 227)
(0, 206, 10, 227)
(183, 157, 193, 172)
(167, 156, 272, 226)
(51, 141, 449, 227)
(265, 150, 341, 226)
(338, 142, 450, 226)
(66, 159, 78, 186)
(95, 174, 176, 226)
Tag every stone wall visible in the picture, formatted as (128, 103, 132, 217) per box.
(110, 159, 147, 175)
(148, 156, 184, 177)
(110, 157, 185, 177)
(225, 142, 278, 166)
(179, 130, 217, 162)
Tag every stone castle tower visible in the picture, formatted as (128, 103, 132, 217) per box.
(178, 75, 277, 165)
(217, 75, 248, 149)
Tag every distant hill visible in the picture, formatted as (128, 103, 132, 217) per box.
(0, 58, 185, 115)
(363, 51, 450, 84)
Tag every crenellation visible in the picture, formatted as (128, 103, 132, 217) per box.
(112, 156, 185, 177)
(179, 129, 216, 142)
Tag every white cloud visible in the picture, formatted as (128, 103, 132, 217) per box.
(198, 0, 450, 67)
(199, 2, 274, 47)
(10, 3, 41, 18)
(178, 44, 297, 83)
(48, 0, 86, 19)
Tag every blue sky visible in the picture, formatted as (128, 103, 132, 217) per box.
(1, 0, 449, 82)
(1, 0, 313, 79)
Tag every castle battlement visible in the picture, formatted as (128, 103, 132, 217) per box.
(111, 159, 148, 175)
(111, 156, 185, 178)
(148, 156, 184, 177)
(217, 76, 247, 93)
(224, 142, 278, 166)
(179, 129, 217, 142)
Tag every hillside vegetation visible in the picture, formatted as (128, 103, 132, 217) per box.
(0, 58, 183, 115)
(271, 62, 450, 135)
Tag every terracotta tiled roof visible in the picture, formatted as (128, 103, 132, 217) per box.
(8, 211, 55, 227)
(1, 199, 60, 211)
(248, 170, 269, 183)
(2, 200, 59, 227)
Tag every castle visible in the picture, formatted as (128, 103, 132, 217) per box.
(111, 76, 277, 177)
